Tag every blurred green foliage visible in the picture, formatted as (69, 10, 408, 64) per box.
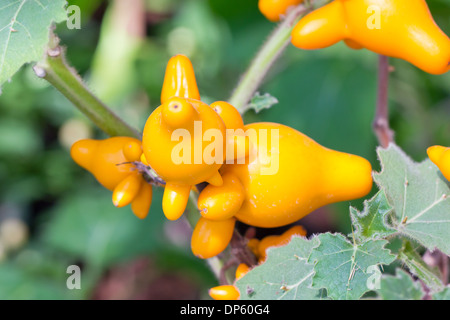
(0, 0, 448, 299)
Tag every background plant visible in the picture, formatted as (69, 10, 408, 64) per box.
(0, 0, 448, 299)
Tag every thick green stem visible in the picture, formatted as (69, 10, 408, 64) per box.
(228, 5, 307, 114)
(35, 44, 140, 139)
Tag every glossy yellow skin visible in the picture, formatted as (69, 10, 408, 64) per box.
(191, 217, 236, 259)
(257, 225, 307, 262)
(198, 172, 245, 221)
(209, 285, 240, 300)
(210, 101, 244, 130)
(258, 0, 304, 22)
(143, 97, 226, 220)
(71, 137, 152, 219)
(427, 145, 450, 181)
(209, 263, 250, 300)
(247, 238, 260, 257)
(143, 54, 235, 221)
(218, 122, 373, 228)
(235, 263, 251, 280)
(291, 0, 450, 75)
(161, 55, 200, 104)
(210, 101, 250, 163)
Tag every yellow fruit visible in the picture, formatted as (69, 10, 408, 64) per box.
(220, 122, 373, 228)
(291, 0, 450, 75)
(191, 217, 236, 259)
(198, 172, 245, 221)
(427, 145, 450, 181)
(258, 0, 304, 22)
(209, 285, 240, 300)
(161, 54, 200, 104)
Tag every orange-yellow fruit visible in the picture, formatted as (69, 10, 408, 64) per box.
(209, 285, 240, 300)
(210, 101, 249, 163)
(191, 217, 236, 259)
(427, 145, 450, 181)
(71, 137, 152, 219)
(258, 225, 307, 262)
(247, 238, 260, 257)
(112, 172, 142, 208)
(210, 101, 244, 130)
(258, 0, 304, 22)
(142, 97, 226, 220)
(220, 122, 373, 228)
(131, 180, 153, 219)
(71, 137, 142, 191)
(161, 54, 200, 104)
(235, 263, 251, 280)
(143, 56, 228, 221)
(291, 0, 450, 74)
(198, 172, 245, 221)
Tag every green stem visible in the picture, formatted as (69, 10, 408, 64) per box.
(35, 39, 140, 139)
(228, 5, 307, 114)
(398, 241, 444, 293)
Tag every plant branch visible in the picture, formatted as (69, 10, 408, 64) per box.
(228, 5, 308, 114)
(34, 34, 140, 139)
(373, 55, 394, 148)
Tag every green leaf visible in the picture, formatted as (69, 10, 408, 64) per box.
(308, 233, 395, 300)
(0, 0, 67, 87)
(350, 190, 395, 242)
(432, 286, 450, 300)
(235, 236, 326, 300)
(246, 92, 278, 113)
(379, 269, 425, 300)
(374, 144, 450, 255)
(397, 241, 443, 292)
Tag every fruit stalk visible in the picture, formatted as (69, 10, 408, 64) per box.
(228, 4, 308, 113)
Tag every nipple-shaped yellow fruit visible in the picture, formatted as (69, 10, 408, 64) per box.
(191, 217, 236, 259)
(198, 172, 245, 221)
(291, 0, 450, 75)
(258, 0, 304, 22)
(143, 55, 227, 221)
(161, 54, 200, 104)
(70, 137, 152, 219)
(427, 145, 450, 181)
(217, 122, 373, 228)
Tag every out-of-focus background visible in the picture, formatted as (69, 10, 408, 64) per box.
(0, 0, 448, 299)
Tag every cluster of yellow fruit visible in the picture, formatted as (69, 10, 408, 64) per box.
(71, 55, 374, 262)
(259, 0, 450, 75)
(68, 0, 450, 300)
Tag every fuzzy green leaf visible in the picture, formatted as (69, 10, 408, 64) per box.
(308, 233, 395, 300)
(374, 144, 450, 255)
(379, 269, 425, 300)
(235, 236, 326, 300)
(350, 190, 395, 242)
(0, 0, 67, 87)
(246, 92, 278, 113)
(432, 287, 450, 300)
(398, 241, 444, 292)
